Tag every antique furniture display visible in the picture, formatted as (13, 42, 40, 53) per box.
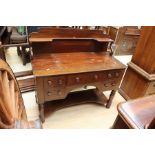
(29, 28, 126, 122)
(109, 26, 141, 55)
(1, 26, 30, 65)
(0, 58, 42, 129)
(119, 26, 155, 100)
(112, 95, 155, 129)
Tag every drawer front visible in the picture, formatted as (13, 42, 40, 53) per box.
(67, 73, 93, 86)
(67, 72, 106, 86)
(43, 69, 124, 101)
(105, 70, 122, 79)
(44, 76, 66, 101)
(102, 79, 120, 91)
(67, 70, 123, 88)
(98, 70, 124, 90)
(44, 87, 66, 101)
(146, 81, 155, 95)
(44, 76, 66, 88)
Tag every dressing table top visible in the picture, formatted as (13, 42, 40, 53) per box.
(32, 52, 125, 77)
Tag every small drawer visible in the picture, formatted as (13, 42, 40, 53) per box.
(89, 72, 107, 82)
(105, 71, 115, 79)
(45, 88, 66, 101)
(44, 76, 66, 88)
(92, 73, 102, 81)
(44, 77, 57, 88)
(106, 70, 121, 79)
(67, 73, 91, 86)
(103, 79, 120, 90)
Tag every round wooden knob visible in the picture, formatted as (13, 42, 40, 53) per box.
(47, 92, 52, 96)
(111, 82, 116, 86)
(104, 83, 108, 87)
(108, 73, 112, 78)
(48, 80, 52, 86)
(115, 72, 119, 77)
(58, 91, 62, 95)
(94, 75, 98, 79)
(76, 77, 80, 82)
(58, 79, 63, 85)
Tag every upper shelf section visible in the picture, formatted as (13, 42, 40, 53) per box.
(29, 28, 114, 54)
(29, 28, 113, 43)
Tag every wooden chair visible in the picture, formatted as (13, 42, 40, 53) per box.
(112, 95, 155, 129)
(0, 58, 42, 129)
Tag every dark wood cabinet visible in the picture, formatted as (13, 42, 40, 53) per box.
(109, 26, 141, 55)
(119, 26, 155, 100)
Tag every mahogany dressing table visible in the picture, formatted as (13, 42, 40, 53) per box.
(29, 28, 126, 122)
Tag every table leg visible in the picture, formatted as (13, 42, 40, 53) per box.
(94, 88, 107, 106)
(21, 46, 27, 65)
(39, 103, 45, 123)
(106, 90, 116, 108)
(17, 46, 21, 56)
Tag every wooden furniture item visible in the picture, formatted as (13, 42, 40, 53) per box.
(112, 95, 155, 129)
(0, 27, 7, 61)
(0, 46, 6, 61)
(15, 70, 35, 93)
(108, 26, 141, 55)
(1, 26, 30, 65)
(120, 26, 155, 100)
(0, 58, 42, 129)
(30, 28, 126, 122)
